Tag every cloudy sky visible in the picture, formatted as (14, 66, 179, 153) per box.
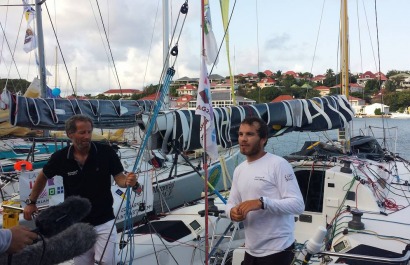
(1, 0, 409, 96)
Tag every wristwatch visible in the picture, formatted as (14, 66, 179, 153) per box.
(259, 197, 265, 210)
(25, 198, 37, 205)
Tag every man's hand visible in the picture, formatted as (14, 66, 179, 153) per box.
(236, 199, 263, 218)
(7, 226, 38, 254)
(125, 172, 138, 187)
(23, 204, 38, 221)
(230, 206, 245, 222)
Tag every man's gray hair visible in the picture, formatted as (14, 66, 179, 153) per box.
(65, 114, 94, 135)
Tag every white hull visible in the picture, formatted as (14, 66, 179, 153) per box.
(390, 112, 410, 119)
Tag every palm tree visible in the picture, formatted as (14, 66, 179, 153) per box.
(325, 68, 335, 78)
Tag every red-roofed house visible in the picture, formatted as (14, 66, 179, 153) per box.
(263, 70, 274, 77)
(271, 95, 294, 102)
(176, 84, 197, 96)
(257, 78, 276, 89)
(175, 95, 194, 109)
(312, 75, 326, 84)
(330, 83, 364, 93)
(103, 89, 142, 97)
(140, 92, 160, 100)
(348, 96, 366, 115)
(245, 73, 258, 81)
(283, 71, 300, 79)
(314, 86, 330, 96)
(357, 71, 386, 87)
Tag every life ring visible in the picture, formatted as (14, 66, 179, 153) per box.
(14, 160, 33, 171)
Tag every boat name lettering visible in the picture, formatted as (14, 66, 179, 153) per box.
(153, 182, 175, 193)
(196, 105, 211, 113)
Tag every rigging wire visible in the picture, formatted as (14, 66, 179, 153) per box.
(142, 0, 161, 89)
(373, 0, 387, 149)
(0, 10, 24, 85)
(87, 0, 118, 92)
(355, 0, 363, 94)
(307, 0, 326, 99)
(43, 3, 76, 95)
(93, 0, 123, 96)
(360, 0, 378, 71)
(0, 0, 10, 66)
(208, 0, 237, 75)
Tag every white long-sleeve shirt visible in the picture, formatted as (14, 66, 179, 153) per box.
(0, 229, 12, 254)
(226, 152, 304, 257)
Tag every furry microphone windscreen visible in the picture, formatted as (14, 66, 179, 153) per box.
(0, 223, 97, 265)
(35, 196, 91, 237)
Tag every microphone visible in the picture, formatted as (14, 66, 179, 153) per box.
(35, 196, 91, 237)
(0, 223, 97, 265)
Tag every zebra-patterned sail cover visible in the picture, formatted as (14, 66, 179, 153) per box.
(9, 93, 354, 153)
(145, 95, 354, 154)
(8, 92, 155, 129)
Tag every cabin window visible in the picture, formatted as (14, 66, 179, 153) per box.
(132, 220, 191, 242)
(295, 169, 326, 213)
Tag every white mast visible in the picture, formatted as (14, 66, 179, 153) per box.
(35, 0, 47, 98)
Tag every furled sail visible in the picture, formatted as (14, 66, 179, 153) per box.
(8, 92, 155, 129)
(146, 95, 354, 154)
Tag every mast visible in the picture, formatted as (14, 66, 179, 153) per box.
(35, 0, 47, 98)
(339, 0, 350, 152)
(340, 0, 349, 97)
(35, 0, 49, 137)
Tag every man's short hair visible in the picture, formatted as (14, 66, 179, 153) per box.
(65, 114, 94, 135)
(240, 117, 268, 146)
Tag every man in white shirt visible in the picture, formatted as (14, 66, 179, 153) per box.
(226, 117, 304, 265)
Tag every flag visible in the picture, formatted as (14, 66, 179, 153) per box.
(203, 0, 219, 65)
(22, 0, 37, 53)
(196, 56, 218, 161)
(35, 52, 53, 76)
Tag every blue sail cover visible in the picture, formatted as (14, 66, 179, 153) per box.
(8, 92, 155, 129)
(146, 95, 354, 154)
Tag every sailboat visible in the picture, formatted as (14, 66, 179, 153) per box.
(0, 1, 360, 265)
(226, 1, 410, 264)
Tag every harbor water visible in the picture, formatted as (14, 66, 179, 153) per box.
(268, 117, 410, 160)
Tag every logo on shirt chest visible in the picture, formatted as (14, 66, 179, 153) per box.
(67, 170, 79, 176)
(285, 174, 294, 181)
(254, 176, 266, 181)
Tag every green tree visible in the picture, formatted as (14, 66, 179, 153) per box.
(96, 93, 108, 99)
(384, 80, 397, 92)
(323, 69, 336, 87)
(275, 70, 282, 80)
(304, 89, 320, 99)
(111, 94, 121, 100)
(386, 70, 401, 78)
(374, 108, 382, 115)
(0, 78, 31, 94)
(257, 72, 267, 80)
(260, 87, 281, 102)
(130, 93, 142, 100)
(282, 75, 296, 89)
(364, 79, 379, 94)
